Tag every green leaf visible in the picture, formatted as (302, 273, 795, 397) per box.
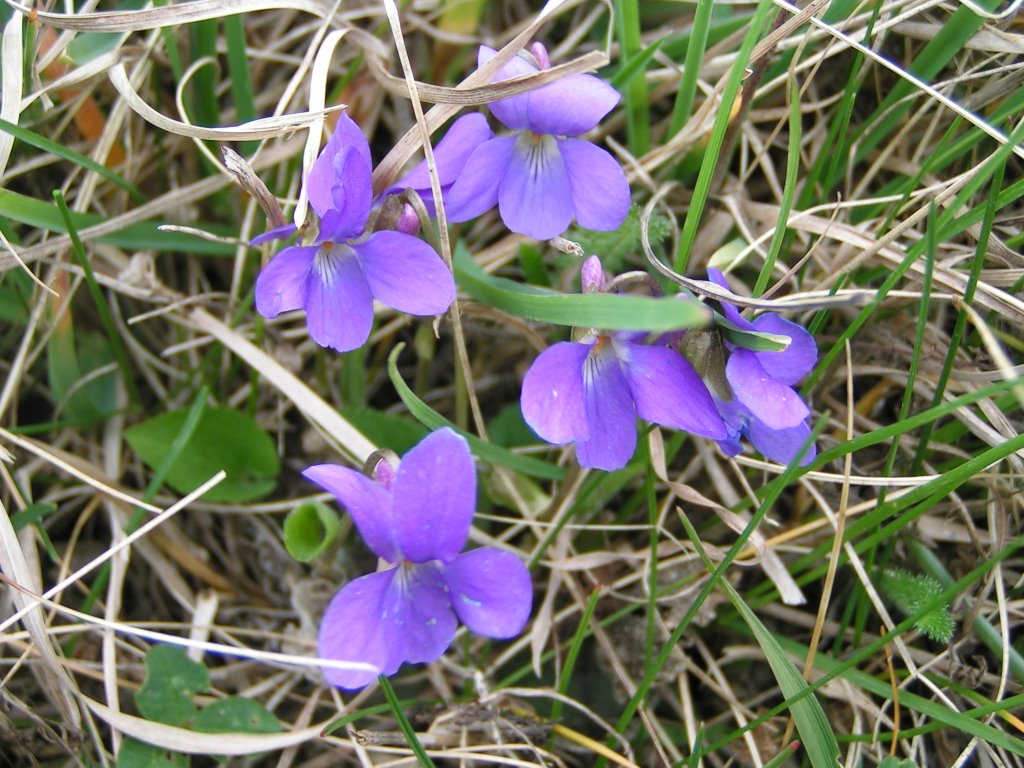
(0, 268, 32, 324)
(716, 314, 791, 352)
(734, 597, 840, 767)
(337, 406, 428, 454)
(193, 697, 282, 734)
(453, 243, 710, 332)
(124, 405, 279, 502)
(47, 325, 118, 426)
(878, 568, 956, 643)
(283, 499, 340, 562)
(135, 645, 209, 727)
(487, 403, 537, 448)
(116, 738, 189, 768)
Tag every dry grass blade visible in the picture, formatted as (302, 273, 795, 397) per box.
(5, 0, 335, 30)
(0, 498, 81, 729)
(0, 12, 23, 179)
(109, 62, 344, 140)
(83, 699, 335, 754)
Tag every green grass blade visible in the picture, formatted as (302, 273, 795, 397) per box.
(52, 191, 140, 408)
(551, 585, 601, 722)
(224, 14, 257, 156)
(454, 245, 710, 332)
(667, 0, 714, 137)
(0, 189, 235, 255)
(190, 19, 220, 128)
(714, 537, 1024, 759)
(0, 118, 143, 201)
(674, 0, 776, 273)
(681, 513, 840, 767)
(912, 148, 1008, 473)
(753, 78, 800, 296)
(838, 0, 1001, 179)
(608, 35, 664, 92)
(378, 675, 438, 768)
(613, 0, 648, 156)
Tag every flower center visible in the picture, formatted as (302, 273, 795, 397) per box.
(515, 131, 558, 179)
(314, 242, 355, 288)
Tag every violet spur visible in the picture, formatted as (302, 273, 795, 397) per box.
(304, 428, 533, 690)
(254, 113, 455, 353)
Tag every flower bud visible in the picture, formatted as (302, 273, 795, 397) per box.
(581, 255, 606, 294)
(396, 202, 420, 236)
(529, 42, 551, 70)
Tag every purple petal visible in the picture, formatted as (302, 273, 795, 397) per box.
(478, 45, 536, 131)
(386, 114, 494, 217)
(751, 314, 817, 386)
(304, 244, 374, 352)
(711, 397, 746, 457)
(317, 569, 399, 689)
(445, 136, 513, 223)
(254, 245, 315, 319)
(301, 464, 397, 562)
(478, 46, 619, 136)
(317, 148, 373, 242)
(317, 564, 458, 689)
(306, 113, 371, 214)
(726, 349, 809, 430)
(520, 342, 590, 444)
(250, 222, 298, 246)
(523, 74, 620, 136)
(354, 231, 454, 316)
(559, 138, 630, 232)
(716, 433, 744, 458)
(577, 343, 637, 470)
(307, 114, 373, 241)
(748, 417, 816, 466)
(391, 428, 475, 563)
(441, 548, 532, 638)
(398, 564, 459, 664)
(498, 135, 573, 239)
(620, 342, 727, 439)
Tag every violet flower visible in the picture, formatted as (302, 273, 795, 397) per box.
(254, 113, 455, 352)
(520, 257, 727, 471)
(304, 428, 532, 690)
(706, 269, 818, 466)
(439, 43, 630, 240)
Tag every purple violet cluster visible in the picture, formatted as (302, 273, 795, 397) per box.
(305, 429, 532, 690)
(246, 39, 820, 693)
(388, 43, 630, 240)
(705, 269, 818, 466)
(520, 257, 728, 471)
(254, 113, 455, 353)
